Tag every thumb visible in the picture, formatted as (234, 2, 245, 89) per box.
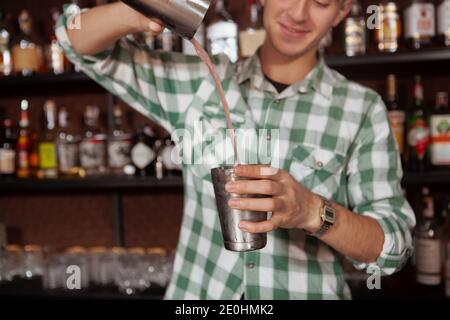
(147, 18, 164, 35)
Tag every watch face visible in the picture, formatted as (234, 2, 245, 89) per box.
(324, 207, 335, 223)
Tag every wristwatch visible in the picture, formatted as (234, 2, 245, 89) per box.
(307, 196, 336, 237)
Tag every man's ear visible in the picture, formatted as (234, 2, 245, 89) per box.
(332, 0, 353, 27)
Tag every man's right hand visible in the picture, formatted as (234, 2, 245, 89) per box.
(129, 3, 164, 36)
(67, 1, 165, 56)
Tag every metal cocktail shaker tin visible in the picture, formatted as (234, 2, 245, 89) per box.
(211, 166, 268, 252)
(121, 0, 211, 39)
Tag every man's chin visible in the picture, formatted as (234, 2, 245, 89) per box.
(272, 43, 314, 59)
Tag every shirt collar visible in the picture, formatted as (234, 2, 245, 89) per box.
(236, 52, 335, 100)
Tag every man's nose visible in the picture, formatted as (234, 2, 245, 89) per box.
(286, 0, 309, 23)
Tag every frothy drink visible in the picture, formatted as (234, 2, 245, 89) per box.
(191, 38, 239, 165)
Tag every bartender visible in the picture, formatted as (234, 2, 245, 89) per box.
(55, 0, 416, 299)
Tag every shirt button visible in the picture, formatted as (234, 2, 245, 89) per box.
(274, 100, 281, 105)
(316, 161, 323, 168)
(246, 262, 255, 269)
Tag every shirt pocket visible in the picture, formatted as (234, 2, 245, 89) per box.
(288, 144, 346, 199)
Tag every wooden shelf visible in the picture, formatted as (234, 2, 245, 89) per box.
(0, 175, 183, 192)
(402, 171, 450, 185)
(0, 171, 448, 193)
(325, 48, 450, 68)
(0, 72, 92, 87)
(0, 277, 165, 300)
(0, 48, 449, 89)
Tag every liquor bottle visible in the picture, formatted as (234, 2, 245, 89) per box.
(79, 105, 107, 176)
(438, 0, 450, 47)
(159, 138, 182, 177)
(108, 105, 132, 175)
(11, 10, 43, 76)
(155, 28, 181, 52)
(430, 92, 450, 168)
(57, 107, 79, 176)
(404, 0, 436, 49)
(0, 119, 16, 179)
(16, 100, 31, 179)
(239, 0, 266, 59)
(385, 75, 405, 157)
(319, 30, 333, 55)
(38, 100, 58, 179)
(415, 187, 443, 287)
(28, 131, 40, 178)
(206, 0, 239, 63)
(376, 2, 401, 53)
(130, 125, 156, 177)
(344, 0, 366, 57)
(46, 9, 66, 75)
(0, 10, 12, 76)
(406, 75, 430, 171)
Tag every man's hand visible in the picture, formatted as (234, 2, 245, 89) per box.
(67, 2, 164, 56)
(225, 165, 323, 234)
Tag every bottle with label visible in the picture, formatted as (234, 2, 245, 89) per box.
(79, 105, 107, 176)
(38, 100, 58, 179)
(108, 105, 132, 175)
(430, 92, 450, 168)
(239, 0, 266, 59)
(57, 107, 79, 177)
(407, 75, 430, 171)
(11, 10, 43, 76)
(0, 119, 16, 179)
(28, 131, 40, 178)
(159, 138, 182, 178)
(131, 125, 156, 177)
(376, 2, 401, 53)
(415, 187, 443, 287)
(206, 0, 239, 63)
(404, 0, 436, 49)
(438, 0, 450, 47)
(0, 10, 12, 76)
(46, 8, 66, 75)
(344, 0, 366, 57)
(155, 28, 181, 52)
(16, 100, 31, 179)
(385, 75, 405, 157)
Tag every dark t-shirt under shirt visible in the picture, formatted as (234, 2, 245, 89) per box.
(264, 74, 290, 93)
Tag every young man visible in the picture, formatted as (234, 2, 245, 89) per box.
(56, 0, 415, 299)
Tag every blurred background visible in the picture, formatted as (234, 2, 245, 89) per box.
(0, 0, 450, 299)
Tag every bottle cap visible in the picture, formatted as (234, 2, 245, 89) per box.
(24, 244, 42, 253)
(111, 246, 126, 255)
(89, 246, 108, 253)
(128, 247, 146, 255)
(66, 246, 87, 254)
(147, 247, 167, 256)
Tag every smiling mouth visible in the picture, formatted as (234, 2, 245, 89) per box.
(278, 22, 310, 37)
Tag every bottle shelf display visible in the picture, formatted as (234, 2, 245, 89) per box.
(1, 0, 450, 300)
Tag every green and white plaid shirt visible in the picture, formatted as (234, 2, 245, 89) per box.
(56, 9, 415, 300)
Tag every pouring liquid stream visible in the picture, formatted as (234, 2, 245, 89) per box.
(191, 38, 239, 165)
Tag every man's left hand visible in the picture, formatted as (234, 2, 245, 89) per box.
(225, 165, 323, 234)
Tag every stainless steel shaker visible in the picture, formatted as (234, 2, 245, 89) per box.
(121, 0, 211, 39)
(211, 166, 268, 252)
